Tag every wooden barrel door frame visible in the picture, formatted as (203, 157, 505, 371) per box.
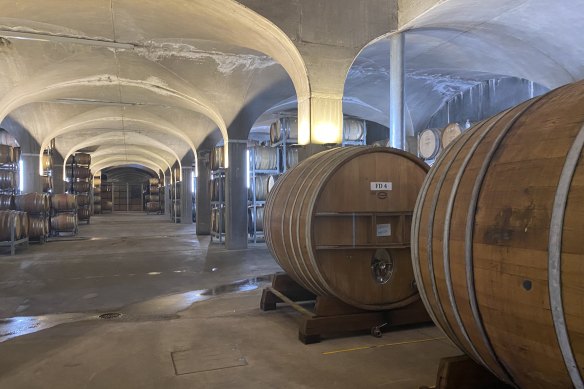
(412, 81, 584, 389)
(266, 146, 429, 310)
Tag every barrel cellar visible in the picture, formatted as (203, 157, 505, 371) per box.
(412, 81, 584, 388)
(265, 146, 429, 310)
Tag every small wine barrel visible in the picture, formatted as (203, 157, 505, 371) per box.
(76, 194, 90, 207)
(51, 194, 77, 211)
(41, 175, 53, 193)
(0, 211, 19, 241)
(0, 194, 14, 210)
(210, 177, 225, 201)
(249, 175, 270, 201)
(15, 193, 50, 214)
(265, 147, 428, 310)
(418, 128, 441, 160)
(211, 208, 225, 233)
(94, 204, 101, 214)
(343, 118, 366, 142)
(0, 144, 13, 164)
(286, 147, 299, 169)
(173, 200, 181, 218)
(210, 146, 225, 171)
(270, 117, 298, 145)
(146, 202, 160, 212)
(248, 206, 264, 233)
(441, 122, 463, 149)
(253, 146, 278, 170)
(0, 170, 15, 189)
(67, 166, 91, 180)
(51, 213, 77, 232)
(12, 147, 21, 163)
(93, 195, 101, 204)
(72, 181, 91, 193)
(28, 215, 47, 239)
(412, 81, 584, 389)
(74, 153, 91, 166)
(17, 211, 28, 239)
(102, 201, 112, 211)
(78, 207, 90, 220)
(149, 178, 159, 186)
(42, 154, 53, 173)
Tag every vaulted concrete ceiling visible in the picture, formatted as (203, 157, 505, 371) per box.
(0, 0, 582, 176)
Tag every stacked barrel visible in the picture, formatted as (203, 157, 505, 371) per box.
(50, 193, 78, 235)
(41, 150, 53, 193)
(248, 146, 279, 242)
(93, 176, 101, 214)
(0, 142, 20, 197)
(14, 193, 49, 242)
(146, 177, 160, 214)
(67, 153, 91, 224)
(0, 210, 29, 242)
(417, 122, 465, 161)
(210, 146, 225, 240)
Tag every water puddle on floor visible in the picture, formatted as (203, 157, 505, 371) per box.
(0, 275, 273, 343)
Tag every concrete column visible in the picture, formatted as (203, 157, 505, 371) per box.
(52, 153, 65, 194)
(164, 170, 171, 216)
(21, 153, 42, 193)
(389, 32, 405, 150)
(225, 140, 247, 250)
(180, 166, 193, 225)
(196, 151, 211, 235)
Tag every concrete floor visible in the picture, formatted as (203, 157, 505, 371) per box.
(0, 213, 460, 388)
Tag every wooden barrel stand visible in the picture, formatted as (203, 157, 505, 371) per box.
(260, 273, 430, 344)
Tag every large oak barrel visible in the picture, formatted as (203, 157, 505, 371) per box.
(93, 203, 101, 214)
(51, 194, 77, 211)
(51, 213, 77, 232)
(78, 207, 90, 220)
(15, 193, 50, 214)
(411, 81, 584, 389)
(265, 147, 428, 310)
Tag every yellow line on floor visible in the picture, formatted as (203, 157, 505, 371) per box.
(322, 337, 446, 355)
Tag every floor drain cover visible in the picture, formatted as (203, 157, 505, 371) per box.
(99, 312, 122, 319)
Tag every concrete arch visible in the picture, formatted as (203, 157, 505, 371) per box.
(91, 151, 172, 175)
(64, 132, 181, 168)
(92, 158, 164, 180)
(40, 112, 196, 174)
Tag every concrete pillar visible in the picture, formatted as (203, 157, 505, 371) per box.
(180, 166, 193, 225)
(21, 153, 42, 193)
(389, 32, 405, 150)
(52, 153, 65, 194)
(225, 139, 247, 250)
(164, 169, 171, 216)
(196, 151, 211, 235)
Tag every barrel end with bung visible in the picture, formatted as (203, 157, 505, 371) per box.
(264, 146, 429, 310)
(411, 80, 584, 388)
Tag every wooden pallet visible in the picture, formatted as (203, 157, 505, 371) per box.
(260, 273, 431, 344)
(420, 355, 513, 389)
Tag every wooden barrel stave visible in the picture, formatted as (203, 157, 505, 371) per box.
(412, 82, 584, 388)
(28, 216, 47, 239)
